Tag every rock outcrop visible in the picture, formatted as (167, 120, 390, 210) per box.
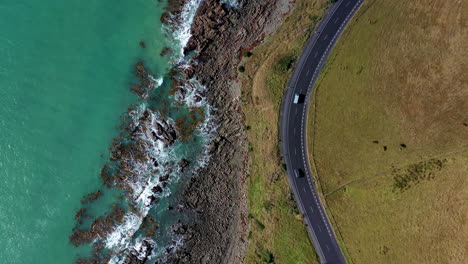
(165, 0, 292, 263)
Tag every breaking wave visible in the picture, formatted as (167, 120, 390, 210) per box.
(165, 0, 203, 62)
(221, 0, 239, 8)
(102, 102, 214, 262)
(96, 0, 217, 263)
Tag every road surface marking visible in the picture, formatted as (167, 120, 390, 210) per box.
(293, 127, 296, 135)
(323, 34, 328, 40)
(296, 0, 363, 242)
(334, 17, 340, 24)
(303, 187, 307, 193)
(295, 107, 298, 115)
(306, 69, 310, 76)
(314, 52, 318, 58)
(294, 147, 297, 156)
(282, 0, 363, 260)
(325, 244, 330, 252)
(309, 206, 314, 213)
(346, 1, 350, 6)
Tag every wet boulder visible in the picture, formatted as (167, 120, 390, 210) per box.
(152, 185, 163, 193)
(159, 174, 170, 182)
(123, 239, 154, 264)
(178, 159, 190, 172)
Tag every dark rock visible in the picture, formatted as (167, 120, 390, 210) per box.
(156, 123, 164, 135)
(149, 195, 160, 205)
(178, 159, 190, 172)
(162, 0, 293, 263)
(152, 185, 163, 193)
(152, 157, 159, 167)
(122, 239, 154, 264)
(176, 87, 186, 99)
(81, 190, 103, 204)
(193, 95, 203, 103)
(151, 131, 158, 140)
(160, 46, 171, 57)
(159, 174, 170, 182)
(131, 61, 157, 99)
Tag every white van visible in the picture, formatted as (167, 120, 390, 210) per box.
(293, 93, 304, 104)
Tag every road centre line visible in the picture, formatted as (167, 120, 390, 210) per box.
(281, 0, 364, 261)
(299, 0, 363, 241)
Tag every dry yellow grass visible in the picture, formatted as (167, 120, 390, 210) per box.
(327, 155, 468, 264)
(307, 0, 468, 263)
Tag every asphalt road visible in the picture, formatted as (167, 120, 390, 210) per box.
(279, 0, 363, 263)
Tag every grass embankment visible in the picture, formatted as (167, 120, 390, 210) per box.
(240, 0, 332, 263)
(308, 0, 468, 263)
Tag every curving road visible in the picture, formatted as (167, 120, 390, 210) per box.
(279, 0, 363, 263)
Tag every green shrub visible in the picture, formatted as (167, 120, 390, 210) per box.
(392, 159, 446, 192)
(276, 55, 296, 72)
(263, 201, 274, 211)
(309, 14, 320, 22)
(255, 218, 266, 231)
(259, 250, 275, 263)
(238, 65, 245, 72)
(243, 51, 253, 57)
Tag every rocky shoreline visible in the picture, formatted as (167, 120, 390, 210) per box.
(164, 0, 293, 263)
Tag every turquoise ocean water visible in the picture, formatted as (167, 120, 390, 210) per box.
(0, 0, 209, 263)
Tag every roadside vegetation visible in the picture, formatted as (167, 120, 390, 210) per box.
(240, 0, 334, 263)
(307, 0, 468, 263)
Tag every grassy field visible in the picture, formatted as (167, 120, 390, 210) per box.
(308, 0, 468, 263)
(240, 0, 332, 263)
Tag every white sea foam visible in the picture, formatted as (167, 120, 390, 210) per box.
(104, 106, 175, 263)
(104, 0, 220, 262)
(153, 76, 164, 88)
(140, 76, 164, 99)
(105, 101, 216, 263)
(174, 77, 206, 107)
(165, 0, 203, 62)
(105, 102, 215, 263)
(221, 0, 239, 8)
(134, 237, 158, 260)
(106, 212, 142, 250)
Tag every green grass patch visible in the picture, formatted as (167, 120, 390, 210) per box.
(241, 1, 330, 263)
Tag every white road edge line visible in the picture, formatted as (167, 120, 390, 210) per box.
(281, 0, 364, 262)
(299, 0, 363, 243)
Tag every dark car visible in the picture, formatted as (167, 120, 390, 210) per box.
(294, 168, 305, 178)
